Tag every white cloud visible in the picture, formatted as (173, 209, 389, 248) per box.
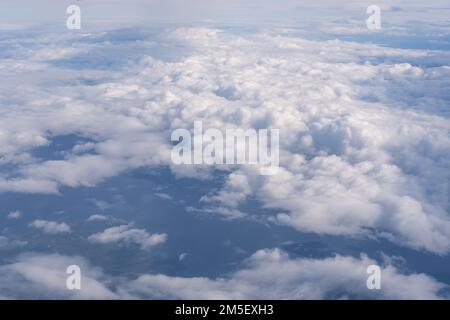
(199, 172, 251, 219)
(162, 28, 450, 253)
(123, 249, 448, 300)
(29, 220, 72, 235)
(88, 225, 167, 250)
(178, 253, 189, 262)
(1, 249, 445, 299)
(7, 210, 22, 219)
(1, 1, 449, 36)
(0, 26, 449, 254)
(0, 253, 117, 299)
(86, 214, 108, 222)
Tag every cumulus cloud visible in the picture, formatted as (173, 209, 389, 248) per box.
(162, 28, 450, 253)
(0, 249, 446, 300)
(86, 214, 108, 222)
(199, 172, 252, 219)
(29, 220, 72, 235)
(0, 26, 449, 255)
(123, 249, 448, 300)
(7, 211, 22, 219)
(0, 253, 117, 299)
(178, 253, 189, 262)
(88, 225, 167, 250)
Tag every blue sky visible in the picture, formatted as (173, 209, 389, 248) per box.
(0, 1, 450, 299)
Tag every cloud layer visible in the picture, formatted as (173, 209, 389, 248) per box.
(0, 19, 449, 302)
(29, 220, 72, 235)
(0, 27, 449, 256)
(88, 225, 167, 250)
(0, 249, 446, 300)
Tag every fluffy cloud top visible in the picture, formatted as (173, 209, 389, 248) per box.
(0, 249, 446, 300)
(7, 211, 22, 219)
(0, 253, 117, 299)
(88, 225, 167, 250)
(0, 26, 449, 256)
(29, 220, 72, 235)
